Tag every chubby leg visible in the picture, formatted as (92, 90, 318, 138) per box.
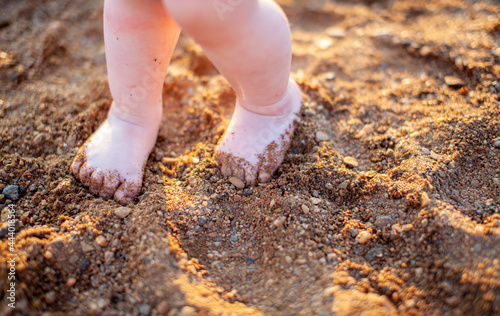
(71, 0, 180, 203)
(163, 0, 302, 184)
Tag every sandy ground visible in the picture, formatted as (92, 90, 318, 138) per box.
(1, 0, 500, 315)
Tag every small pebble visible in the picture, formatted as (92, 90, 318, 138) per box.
(81, 242, 94, 253)
(43, 251, 53, 260)
(198, 216, 207, 225)
(233, 195, 241, 202)
(296, 258, 307, 265)
(402, 224, 413, 232)
(445, 296, 460, 307)
(79, 259, 90, 271)
(157, 301, 171, 315)
(338, 180, 349, 190)
(310, 197, 321, 205)
(33, 133, 48, 146)
(357, 124, 374, 137)
(444, 76, 465, 88)
(2, 185, 19, 200)
(375, 216, 395, 228)
(421, 148, 430, 155)
(315, 131, 329, 142)
(1, 207, 10, 222)
(325, 26, 346, 38)
(356, 231, 372, 244)
(420, 192, 431, 208)
(323, 71, 336, 81)
(350, 228, 358, 237)
(455, 57, 464, 70)
(419, 45, 432, 57)
(439, 281, 453, 295)
(325, 183, 333, 190)
(430, 151, 439, 160)
(269, 199, 276, 208)
(45, 291, 57, 304)
(494, 139, 500, 148)
(471, 179, 479, 187)
(104, 251, 114, 264)
(66, 134, 77, 147)
(138, 303, 151, 315)
(230, 235, 238, 242)
(343, 156, 359, 168)
(66, 277, 76, 287)
(179, 306, 196, 316)
(324, 286, 338, 296)
(187, 265, 196, 275)
(405, 299, 416, 308)
(114, 206, 132, 219)
(316, 37, 333, 49)
(415, 267, 424, 278)
(301, 204, 310, 214)
(229, 176, 245, 189)
(365, 247, 384, 261)
(161, 157, 178, 166)
(95, 235, 107, 247)
(272, 216, 286, 228)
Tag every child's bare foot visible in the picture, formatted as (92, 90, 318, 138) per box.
(215, 80, 302, 185)
(71, 104, 160, 204)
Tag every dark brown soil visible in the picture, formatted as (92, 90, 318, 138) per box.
(1, 0, 500, 315)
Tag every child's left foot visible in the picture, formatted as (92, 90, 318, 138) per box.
(215, 80, 302, 185)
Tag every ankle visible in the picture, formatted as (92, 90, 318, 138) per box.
(237, 79, 299, 117)
(108, 101, 162, 128)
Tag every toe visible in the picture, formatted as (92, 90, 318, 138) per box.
(220, 163, 233, 177)
(214, 150, 233, 177)
(233, 167, 245, 181)
(101, 172, 120, 198)
(71, 150, 87, 176)
(245, 168, 257, 186)
(214, 150, 223, 166)
(114, 178, 141, 204)
(258, 171, 272, 184)
(89, 170, 104, 195)
(78, 163, 94, 187)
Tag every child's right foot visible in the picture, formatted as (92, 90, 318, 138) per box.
(71, 103, 160, 204)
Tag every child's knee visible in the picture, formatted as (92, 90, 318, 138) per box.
(162, 0, 256, 31)
(105, 1, 161, 32)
